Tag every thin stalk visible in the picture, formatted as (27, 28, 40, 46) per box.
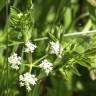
(33, 37, 48, 41)
(25, 54, 48, 72)
(63, 30, 96, 36)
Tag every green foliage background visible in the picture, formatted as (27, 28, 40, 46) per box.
(0, 0, 96, 96)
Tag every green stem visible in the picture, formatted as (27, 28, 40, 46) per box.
(33, 37, 48, 41)
(63, 29, 96, 36)
(27, 53, 32, 73)
(32, 54, 48, 65)
(0, 42, 24, 48)
(25, 54, 48, 72)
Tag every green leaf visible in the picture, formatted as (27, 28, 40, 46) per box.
(84, 48, 96, 56)
(48, 32, 57, 41)
(88, 3, 96, 28)
(71, 66, 81, 76)
(32, 84, 40, 96)
(76, 59, 90, 69)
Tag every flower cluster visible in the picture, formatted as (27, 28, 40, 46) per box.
(8, 41, 38, 91)
(19, 72, 37, 91)
(50, 41, 63, 58)
(8, 40, 62, 91)
(8, 53, 21, 70)
(24, 41, 37, 53)
(39, 59, 53, 75)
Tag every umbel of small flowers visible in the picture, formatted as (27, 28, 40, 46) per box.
(19, 72, 37, 91)
(24, 41, 37, 53)
(39, 59, 53, 75)
(50, 41, 63, 58)
(8, 53, 21, 70)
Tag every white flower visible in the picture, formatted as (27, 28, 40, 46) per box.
(24, 41, 37, 53)
(39, 59, 53, 75)
(19, 72, 37, 91)
(17, 13, 23, 18)
(8, 53, 21, 70)
(50, 41, 63, 58)
(90, 70, 96, 80)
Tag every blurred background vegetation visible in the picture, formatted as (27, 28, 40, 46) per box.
(0, 0, 96, 96)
